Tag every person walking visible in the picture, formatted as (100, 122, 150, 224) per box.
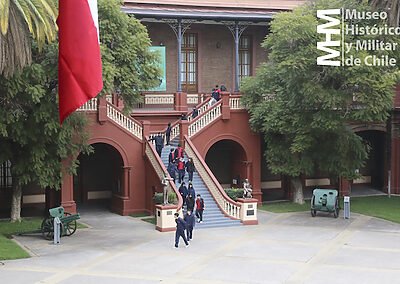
(149, 133, 164, 157)
(167, 162, 177, 183)
(188, 182, 196, 198)
(165, 123, 172, 146)
(192, 107, 199, 119)
(184, 210, 196, 241)
(179, 182, 188, 206)
(185, 157, 195, 182)
(186, 194, 195, 212)
(174, 144, 184, 159)
(174, 212, 189, 248)
(195, 194, 204, 223)
(177, 157, 186, 183)
(168, 148, 176, 165)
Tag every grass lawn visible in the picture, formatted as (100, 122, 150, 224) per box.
(141, 217, 156, 224)
(260, 195, 400, 224)
(129, 212, 151, 218)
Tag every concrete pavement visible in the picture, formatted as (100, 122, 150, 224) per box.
(1, 207, 400, 284)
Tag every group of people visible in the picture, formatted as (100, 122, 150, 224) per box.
(208, 84, 227, 107)
(166, 144, 196, 184)
(174, 193, 205, 248)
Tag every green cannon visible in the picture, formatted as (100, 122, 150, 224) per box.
(310, 188, 339, 218)
(40, 206, 80, 240)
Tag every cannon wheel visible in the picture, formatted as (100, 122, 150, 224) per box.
(311, 196, 317, 217)
(63, 212, 77, 236)
(333, 197, 339, 218)
(41, 217, 54, 240)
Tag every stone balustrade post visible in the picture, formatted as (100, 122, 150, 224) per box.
(174, 92, 188, 112)
(236, 198, 258, 225)
(60, 159, 77, 214)
(221, 92, 230, 120)
(155, 204, 180, 232)
(98, 96, 107, 124)
(339, 178, 351, 196)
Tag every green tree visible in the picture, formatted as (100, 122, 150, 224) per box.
(98, 0, 161, 110)
(242, 0, 400, 203)
(0, 0, 57, 77)
(369, 0, 400, 26)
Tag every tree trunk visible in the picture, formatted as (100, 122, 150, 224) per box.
(291, 176, 304, 204)
(10, 183, 22, 222)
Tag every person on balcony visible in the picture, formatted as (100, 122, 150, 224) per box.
(149, 133, 164, 157)
(185, 158, 195, 182)
(165, 123, 172, 146)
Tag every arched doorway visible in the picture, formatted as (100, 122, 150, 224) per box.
(355, 130, 386, 191)
(74, 143, 123, 209)
(205, 139, 247, 188)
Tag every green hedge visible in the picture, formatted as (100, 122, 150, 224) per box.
(153, 192, 177, 204)
(224, 188, 244, 200)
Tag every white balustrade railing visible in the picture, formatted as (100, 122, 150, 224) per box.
(144, 94, 174, 105)
(107, 103, 143, 140)
(106, 94, 113, 103)
(77, 98, 98, 111)
(188, 102, 222, 137)
(187, 94, 199, 105)
(185, 137, 241, 219)
(229, 97, 244, 109)
(170, 123, 180, 141)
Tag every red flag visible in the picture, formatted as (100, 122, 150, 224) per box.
(58, 0, 103, 124)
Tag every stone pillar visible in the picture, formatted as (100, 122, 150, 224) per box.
(174, 92, 188, 112)
(237, 198, 258, 225)
(234, 22, 240, 93)
(155, 204, 179, 232)
(98, 96, 107, 124)
(122, 166, 131, 199)
(60, 161, 76, 214)
(179, 120, 189, 147)
(339, 178, 351, 196)
(221, 91, 231, 120)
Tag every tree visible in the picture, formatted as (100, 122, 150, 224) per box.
(369, 0, 400, 26)
(0, 0, 57, 77)
(98, 0, 161, 110)
(0, 42, 91, 222)
(242, 0, 400, 204)
(0, 0, 161, 221)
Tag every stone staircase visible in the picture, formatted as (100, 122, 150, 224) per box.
(161, 138, 241, 229)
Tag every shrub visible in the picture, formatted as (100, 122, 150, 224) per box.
(224, 188, 244, 200)
(153, 192, 178, 204)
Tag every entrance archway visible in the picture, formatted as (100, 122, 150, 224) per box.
(355, 130, 386, 191)
(74, 143, 123, 208)
(205, 139, 247, 188)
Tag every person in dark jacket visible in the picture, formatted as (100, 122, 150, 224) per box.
(179, 182, 188, 206)
(149, 133, 164, 157)
(184, 210, 196, 241)
(167, 162, 177, 183)
(186, 194, 195, 212)
(185, 158, 195, 182)
(195, 194, 205, 223)
(168, 148, 176, 165)
(187, 182, 195, 198)
(192, 107, 199, 119)
(174, 212, 189, 248)
(165, 123, 172, 145)
(177, 158, 185, 183)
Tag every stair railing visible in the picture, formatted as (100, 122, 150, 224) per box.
(77, 98, 98, 111)
(188, 100, 222, 137)
(144, 138, 183, 209)
(187, 96, 212, 122)
(229, 95, 244, 110)
(106, 102, 143, 140)
(184, 136, 241, 219)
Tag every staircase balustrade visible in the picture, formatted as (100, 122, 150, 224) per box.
(144, 140, 182, 209)
(188, 101, 222, 137)
(229, 96, 244, 109)
(144, 94, 175, 105)
(77, 98, 98, 111)
(187, 97, 211, 121)
(184, 136, 241, 219)
(106, 103, 143, 140)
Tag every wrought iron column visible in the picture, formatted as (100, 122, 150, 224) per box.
(224, 21, 248, 93)
(163, 19, 194, 93)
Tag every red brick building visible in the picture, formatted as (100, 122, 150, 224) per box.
(1, 0, 398, 223)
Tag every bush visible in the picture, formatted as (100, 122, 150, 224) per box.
(153, 192, 178, 204)
(224, 188, 244, 200)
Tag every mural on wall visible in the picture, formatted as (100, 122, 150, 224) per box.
(149, 46, 166, 92)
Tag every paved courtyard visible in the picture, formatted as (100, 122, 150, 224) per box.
(1, 208, 400, 284)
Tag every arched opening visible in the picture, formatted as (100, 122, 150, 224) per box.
(205, 139, 247, 188)
(74, 143, 123, 209)
(355, 130, 386, 192)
